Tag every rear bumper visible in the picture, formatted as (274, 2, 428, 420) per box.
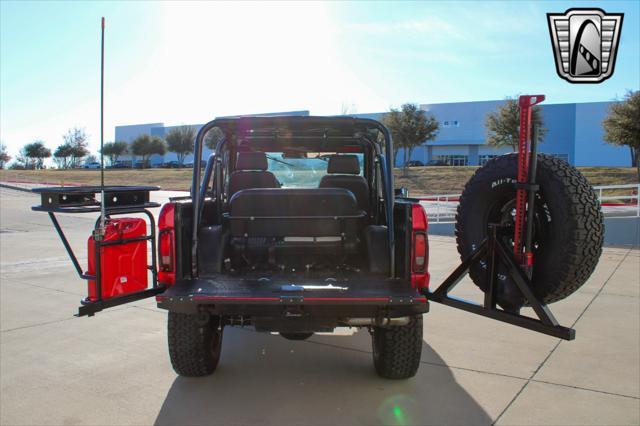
(156, 275, 429, 318)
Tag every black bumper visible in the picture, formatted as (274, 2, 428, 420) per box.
(156, 275, 429, 318)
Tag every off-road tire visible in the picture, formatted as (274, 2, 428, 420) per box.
(456, 153, 603, 310)
(280, 332, 314, 341)
(372, 316, 423, 379)
(168, 312, 223, 377)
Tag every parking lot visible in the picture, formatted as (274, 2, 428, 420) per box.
(1, 186, 638, 425)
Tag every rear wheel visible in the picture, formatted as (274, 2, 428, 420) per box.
(280, 332, 314, 341)
(456, 154, 604, 310)
(372, 316, 423, 379)
(168, 312, 223, 377)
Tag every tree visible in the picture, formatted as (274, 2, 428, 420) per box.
(0, 144, 11, 169)
(165, 126, 195, 165)
(84, 154, 98, 164)
(62, 127, 89, 167)
(23, 141, 51, 169)
(102, 141, 128, 166)
(8, 162, 26, 170)
(130, 134, 166, 168)
(383, 110, 403, 166)
(383, 103, 439, 171)
(53, 143, 73, 169)
(603, 90, 640, 179)
(204, 127, 225, 150)
(485, 97, 547, 150)
(15, 147, 32, 169)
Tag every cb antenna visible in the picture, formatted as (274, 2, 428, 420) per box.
(97, 17, 106, 239)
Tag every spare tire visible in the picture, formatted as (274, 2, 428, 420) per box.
(455, 153, 603, 311)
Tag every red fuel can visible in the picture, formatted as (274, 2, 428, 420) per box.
(87, 218, 148, 302)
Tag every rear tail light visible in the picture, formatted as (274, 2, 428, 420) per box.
(159, 231, 174, 272)
(413, 233, 427, 272)
(411, 204, 430, 289)
(158, 203, 176, 286)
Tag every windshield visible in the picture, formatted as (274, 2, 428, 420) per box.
(266, 153, 364, 188)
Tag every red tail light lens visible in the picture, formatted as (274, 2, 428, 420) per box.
(158, 203, 175, 286)
(411, 204, 430, 289)
(159, 231, 174, 272)
(413, 233, 427, 272)
(412, 203, 428, 229)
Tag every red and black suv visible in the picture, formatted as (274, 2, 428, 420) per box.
(33, 113, 603, 380)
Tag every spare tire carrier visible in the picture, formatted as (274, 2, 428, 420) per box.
(423, 94, 599, 341)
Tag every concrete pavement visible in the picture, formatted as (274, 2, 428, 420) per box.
(1, 187, 638, 425)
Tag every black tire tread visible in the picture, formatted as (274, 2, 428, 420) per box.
(372, 316, 423, 379)
(455, 153, 604, 305)
(168, 312, 221, 377)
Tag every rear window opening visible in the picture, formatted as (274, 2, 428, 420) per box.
(266, 152, 364, 188)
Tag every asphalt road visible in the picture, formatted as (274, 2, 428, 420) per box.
(1, 187, 638, 425)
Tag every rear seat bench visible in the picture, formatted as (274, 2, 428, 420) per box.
(225, 188, 366, 266)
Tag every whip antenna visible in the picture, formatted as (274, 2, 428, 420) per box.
(98, 17, 106, 236)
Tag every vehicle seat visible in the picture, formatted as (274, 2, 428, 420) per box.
(229, 152, 279, 197)
(319, 155, 369, 211)
(227, 188, 365, 267)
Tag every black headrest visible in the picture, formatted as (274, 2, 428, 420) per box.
(327, 155, 360, 175)
(236, 152, 268, 171)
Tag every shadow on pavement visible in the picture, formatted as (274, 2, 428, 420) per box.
(155, 327, 491, 426)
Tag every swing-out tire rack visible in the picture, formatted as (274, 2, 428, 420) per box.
(424, 95, 602, 341)
(425, 225, 575, 341)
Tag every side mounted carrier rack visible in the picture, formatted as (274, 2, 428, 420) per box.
(31, 185, 164, 317)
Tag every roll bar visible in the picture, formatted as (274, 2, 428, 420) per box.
(189, 117, 395, 278)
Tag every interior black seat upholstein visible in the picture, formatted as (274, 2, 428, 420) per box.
(319, 155, 369, 211)
(228, 151, 279, 197)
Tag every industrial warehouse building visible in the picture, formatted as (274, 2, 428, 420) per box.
(114, 100, 631, 167)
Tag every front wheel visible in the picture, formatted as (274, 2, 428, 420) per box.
(372, 316, 423, 379)
(168, 312, 223, 377)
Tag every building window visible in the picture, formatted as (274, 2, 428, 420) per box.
(435, 155, 468, 166)
(479, 155, 498, 165)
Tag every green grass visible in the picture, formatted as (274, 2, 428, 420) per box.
(394, 166, 639, 195)
(0, 168, 195, 191)
(394, 167, 479, 194)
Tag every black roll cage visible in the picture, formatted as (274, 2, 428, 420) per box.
(188, 116, 396, 279)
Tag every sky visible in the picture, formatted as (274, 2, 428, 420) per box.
(1, 1, 639, 158)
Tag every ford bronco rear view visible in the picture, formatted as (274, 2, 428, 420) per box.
(32, 106, 604, 379)
(159, 116, 431, 379)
